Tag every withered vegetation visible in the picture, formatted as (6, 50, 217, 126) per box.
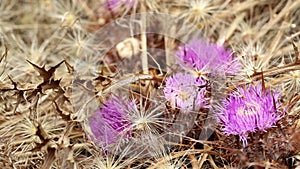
(0, 0, 300, 168)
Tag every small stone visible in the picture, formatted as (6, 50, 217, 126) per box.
(116, 38, 140, 59)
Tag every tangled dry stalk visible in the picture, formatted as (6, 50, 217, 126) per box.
(0, 0, 300, 168)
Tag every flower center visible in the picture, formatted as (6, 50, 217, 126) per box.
(237, 107, 257, 116)
(179, 91, 190, 101)
(135, 117, 148, 131)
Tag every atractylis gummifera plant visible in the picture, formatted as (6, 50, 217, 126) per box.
(0, 1, 300, 168)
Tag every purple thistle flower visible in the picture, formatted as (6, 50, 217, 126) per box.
(103, 0, 136, 13)
(218, 84, 283, 147)
(176, 39, 240, 76)
(164, 73, 209, 112)
(88, 96, 134, 146)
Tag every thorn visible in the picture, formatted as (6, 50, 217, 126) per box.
(261, 70, 266, 94)
(26, 59, 48, 76)
(292, 42, 299, 63)
(26, 60, 64, 82)
(7, 75, 18, 89)
(271, 91, 277, 112)
(53, 101, 71, 121)
(48, 60, 64, 74)
(63, 60, 74, 73)
(0, 45, 8, 63)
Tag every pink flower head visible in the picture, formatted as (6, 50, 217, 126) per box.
(88, 96, 134, 146)
(176, 39, 240, 76)
(163, 73, 209, 112)
(218, 84, 282, 147)
(103, 0, 136, 13)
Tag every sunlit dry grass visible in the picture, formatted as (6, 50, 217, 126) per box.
(0, 0, 300, 168)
